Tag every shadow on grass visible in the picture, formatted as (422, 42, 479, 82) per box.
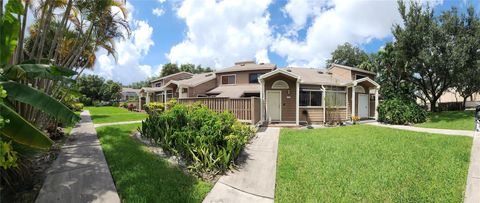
(97, 125, 211, 203)
(427, 110, 474, 123)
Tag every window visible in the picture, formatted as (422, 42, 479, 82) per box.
(325, 92, 346, 107)
(182, 88, 188, 93)
(249, 73, 262, 84)
(221, 75, 236, 84)
(155, 82, 162, 87)
(300, 90, 322, 107)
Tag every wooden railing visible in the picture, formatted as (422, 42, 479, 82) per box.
(177, 97, 261, 124)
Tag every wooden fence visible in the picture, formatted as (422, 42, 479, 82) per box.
(177, 97, 261, 124)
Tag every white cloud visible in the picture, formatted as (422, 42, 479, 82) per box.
(152, 7, 165, 17)
(166, 0, 273, 69)
(271, 0, 403, 67)
(272, 0, 446, 67)
(89, 19, 159, 85)
(158, 0, 167, 3)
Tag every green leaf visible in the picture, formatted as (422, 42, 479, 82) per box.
(5, 0, 24, 15)
(51, 65, 78, 77)
(3, 64, 75, 83)
(0, 103, 53, 150)
(1, 81, 80, 124)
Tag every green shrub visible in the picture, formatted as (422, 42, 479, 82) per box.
(378, 98, 427, 125)
(70, 103, 84, 112)
(144, 102, 164, 114)
(139, 103, 254, 176)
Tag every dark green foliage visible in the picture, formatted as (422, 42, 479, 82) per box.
(139, 103, 254, 176)
(378, 98, 427, 125)
(326, 42, 371, 68)
(76, 74, 122, 105)
(160, 63, 213, 77)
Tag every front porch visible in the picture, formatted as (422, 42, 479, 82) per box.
(258, 69, 381, 125)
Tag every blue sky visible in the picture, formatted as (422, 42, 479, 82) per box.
(88, 0, 480, 85)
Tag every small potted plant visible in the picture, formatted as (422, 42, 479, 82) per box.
(352, 116, 360, 125)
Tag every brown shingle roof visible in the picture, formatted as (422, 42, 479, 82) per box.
(207, 84, 261, 98)
(287, 67, 351, 86)
(173, 72, 216, 87)
(216, 61, 276, 74)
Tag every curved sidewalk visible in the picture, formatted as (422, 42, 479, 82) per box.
(36, 110, 120, 203)
(366, 122, 475, 137)
(203, 127, 280, 203)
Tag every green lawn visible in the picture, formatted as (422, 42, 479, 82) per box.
(96, 124, 212, 202)
(276, 125, 472, 202)
(85, 106, 147, 124)
(416, 110, 475, 131)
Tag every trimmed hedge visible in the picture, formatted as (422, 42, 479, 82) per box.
(139, 103, 254, 176)
(378, 98, 427, 125)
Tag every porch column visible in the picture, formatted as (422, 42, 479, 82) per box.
(352, 83, 356, 119)
(296, 79, 300, 125)
(375, 87, 380, 120)
(260, 80, 265, 124)
(138, 92, 142, 110)
(146, 92, 150, 104)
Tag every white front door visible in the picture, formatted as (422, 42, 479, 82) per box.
(266, 91, 281, 121)
(358, 94, 369, 118)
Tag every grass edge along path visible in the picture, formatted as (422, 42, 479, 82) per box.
(275, 125, 472, 202)
(85, 106, 147, 124)
(96, 123, 212, 202)
(416, 110, 475, 131)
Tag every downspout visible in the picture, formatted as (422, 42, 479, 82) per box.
(321, 85, 326, 124)
(296, 79, 300, 126)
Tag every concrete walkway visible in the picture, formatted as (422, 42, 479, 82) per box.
(203, 127, 280, 203)
(465, 131, 480, 203)
(36, 110, 120, 203)
(93, 120, 143, 128)
(366, 122, 475, 137)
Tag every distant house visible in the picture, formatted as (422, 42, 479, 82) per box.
(206, 61, 276, 98)
(120, 87, 140, 101)
(138, 61, 380, 125)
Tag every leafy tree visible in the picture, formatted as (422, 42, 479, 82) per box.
(161, 63, 213, 77)
(100, 80, 122, 102)
(160, 63, 180, 77)
(326, 42, 370, 68)
(393, 1, 461, 112)
(371, 43, 415, 101)
(453, 6, 480, 107)
(76, 75, 105, 104)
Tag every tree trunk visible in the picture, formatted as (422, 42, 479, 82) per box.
(0, 0, 3, 18)
(30, 0, 49, 60)
(463, 96, 469, 110)
(430, 98, 439, 112)
(15, 0, 29, 63)
(48, 0, 72, 60)
(36, 1, 55, 61)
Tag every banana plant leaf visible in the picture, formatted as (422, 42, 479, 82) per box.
(0, 103, 53, 150)
(2, 64, 75, 83)
(1, 81, 80, 124)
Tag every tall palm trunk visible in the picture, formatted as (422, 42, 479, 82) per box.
(15, 0, 30, 63)
(35, 1, 55, 62)
(48, 0, 72, 60)
(30, 0, 49, 60)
